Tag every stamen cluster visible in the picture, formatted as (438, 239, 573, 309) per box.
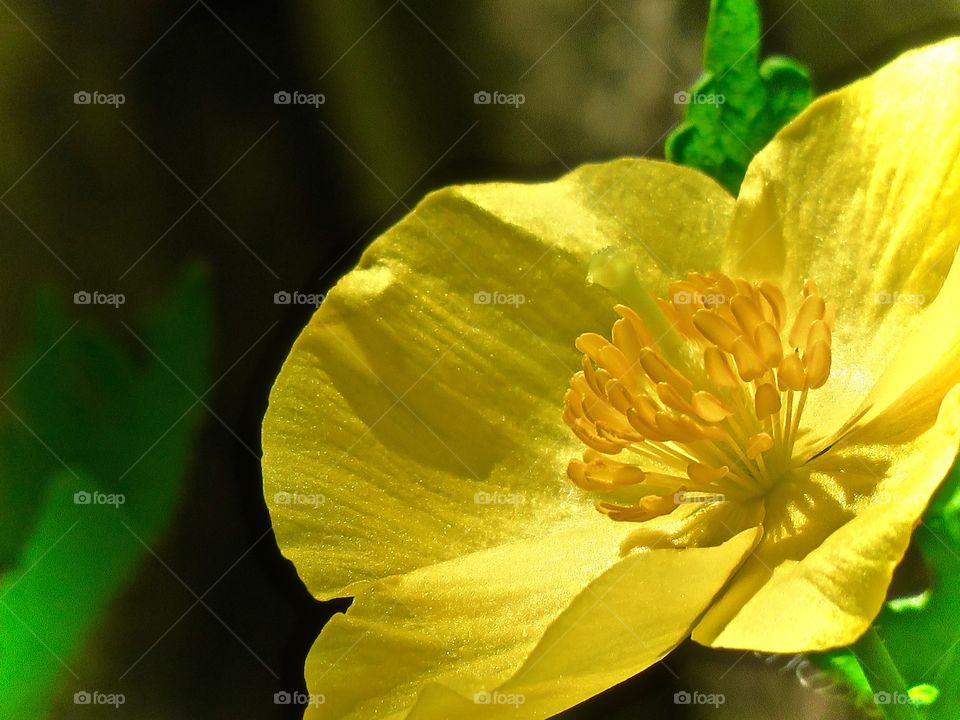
(563, 272, 833, 521)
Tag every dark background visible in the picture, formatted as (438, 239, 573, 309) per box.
(2, 2, 959, 718)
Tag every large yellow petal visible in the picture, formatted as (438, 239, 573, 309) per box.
(723, 38, 960, 438)
(301, 527, 759, 720)
(857, 250, 960, 430)
(692, 385, 960, 651)
(261, 158, 734, 598)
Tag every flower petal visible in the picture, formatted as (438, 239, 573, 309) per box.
(300, 526, 759, 720)
(723, 39, 960, 438)
(857, 257, 960, 431)
(692, 384, 960, 652)
(262, 159, 734, 598)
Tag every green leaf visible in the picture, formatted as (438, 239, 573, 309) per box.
(0, 265, 211, 718)
(665, 0, 814, 194)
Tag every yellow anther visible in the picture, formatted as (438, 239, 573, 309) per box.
(777, 351, 807, 391)
(597, 343, 633, 381)
(731, 336, 766, 381)
(746, 432, 774, 459)
(656, 382, 692, 414)
(733, 278, 756, 298)
(625, 408, 662, 441)
(612, 318, 643, 360)
(804, 340, 832, 389)
(580, 356, 607, 398)
(754, 321, 784, 368)
(730, 295, 765, 336)
(567, 460, 622, 492)
(693, 310, 739, 352)
(687, 462, 729, 485)
(575, 332, 608, 359)
(704, 346, 739, 387)
(788, 294, 826, 348)
(597, 493, 678, 522)
(633, 396, 659, 425)
(604, 379, 635, 415)
(805, 319, 831, 352)
(568, 453, 648, 491)
(638, 349, 693, 393)
(567, 416, 624, 454)
(654, 413, 703, 443)
(754, 383, 782, 418)
(713, 274, 738, 300)
(691, 390, 732, 423)
(614, 304, 655, 348)
(758, 280, 787, 330)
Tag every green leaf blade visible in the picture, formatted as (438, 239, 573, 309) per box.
(666, 0, 814, 194)
(0, 265, 212, 718)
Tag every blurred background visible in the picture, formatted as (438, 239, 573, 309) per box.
(1, 1, 958, 718)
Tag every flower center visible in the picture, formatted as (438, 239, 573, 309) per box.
(563, 271, 833, 523)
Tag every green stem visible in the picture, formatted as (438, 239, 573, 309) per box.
(853, 627, 921, 720)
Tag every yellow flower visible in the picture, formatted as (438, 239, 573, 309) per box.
(263, 39, 960, 719)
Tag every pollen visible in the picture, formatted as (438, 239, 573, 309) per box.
(563, 272, 833, 524)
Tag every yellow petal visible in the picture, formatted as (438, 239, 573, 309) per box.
(301, 527, 759, 720)
(723, 39, 960, 439)
(692, 384, 960, 652)
(262, 159, 733, 598)
(857, 256, 960, 432)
